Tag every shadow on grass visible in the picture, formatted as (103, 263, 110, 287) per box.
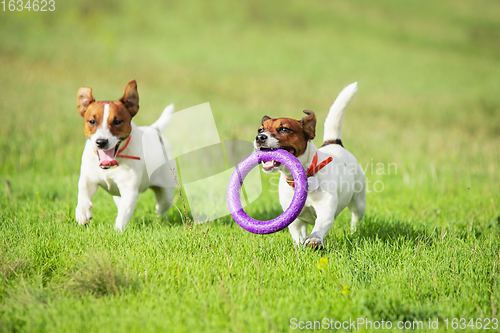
(324, 216, 430, 253)
(357, 216, 424, 243)
(132, 193, 194, 229)
(330, 214, 500, 254)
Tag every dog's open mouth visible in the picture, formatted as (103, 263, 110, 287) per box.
(96, 141, 122, 169)
(257, 147, 296, 172)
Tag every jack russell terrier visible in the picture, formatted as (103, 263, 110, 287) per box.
(254, 82, 366, 249)
(75, 80, 177, 230)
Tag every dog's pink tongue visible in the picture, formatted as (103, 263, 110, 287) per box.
(97, 148, 118, 168)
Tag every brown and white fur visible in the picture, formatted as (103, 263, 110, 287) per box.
(75, 80, 177, 230)
(254, 82, 365, 249)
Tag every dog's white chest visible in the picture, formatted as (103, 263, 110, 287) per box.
(98, 175, 120, 195)
(307, 176, 320, 191)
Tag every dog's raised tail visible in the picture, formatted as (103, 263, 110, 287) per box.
(152, 104, 174, 133)
(322, 82, 358, 147)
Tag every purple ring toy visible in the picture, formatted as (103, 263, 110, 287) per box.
(227, 149, 308, 234)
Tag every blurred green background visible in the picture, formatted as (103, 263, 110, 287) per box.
(1, 0, 499, 224)
(1, 0, 500, 331)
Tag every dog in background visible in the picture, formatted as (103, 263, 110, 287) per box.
(75, 80, 176, 230)
(254, 82, 366, 248)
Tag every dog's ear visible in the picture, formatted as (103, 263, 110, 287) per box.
(77, 87, 95, 117)
(299, 110, 316, 140)
(262, 115, 271, 124)
(120, 80, 139, 117)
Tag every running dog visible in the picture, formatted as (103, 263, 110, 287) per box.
(254, 82, 366, 248)
(75, 80, 176, 230)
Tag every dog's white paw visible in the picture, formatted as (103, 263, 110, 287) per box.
(114, 223, 125, 232)
(75, 202, 92, 225)
(155, 204, 169, 217)
(114, 218, 128, 231)
(304, 234, 324, 250)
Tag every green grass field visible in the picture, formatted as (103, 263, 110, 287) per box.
(1, 0, 500, 332)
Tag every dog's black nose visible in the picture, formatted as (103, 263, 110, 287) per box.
(96, 139, 108, 149)
(256, 133, 268, 143)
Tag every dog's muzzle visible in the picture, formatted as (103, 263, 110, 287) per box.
(255, 133, 267, 143)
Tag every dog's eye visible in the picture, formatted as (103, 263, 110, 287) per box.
(88, 120, 96, 125)
(279, 127, 291, 133)
(113, 120, 123, 125)
(258, 128, 264, 133)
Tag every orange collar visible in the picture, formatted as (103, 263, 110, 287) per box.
(116, 136, 140, 160)
(286, 152, 332, 188)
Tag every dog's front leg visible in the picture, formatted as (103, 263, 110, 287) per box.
(280, 191, 315, 246)
(280, 192, 307, 245)
(288, 219, 308, 246)
(75, 176, 98, 225)
(305, 192, 338, 249)
(114, 188, 139, 231)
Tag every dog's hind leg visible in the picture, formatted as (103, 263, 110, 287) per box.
(348, 183, 366, 233)
(152, 186, 173, 217)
